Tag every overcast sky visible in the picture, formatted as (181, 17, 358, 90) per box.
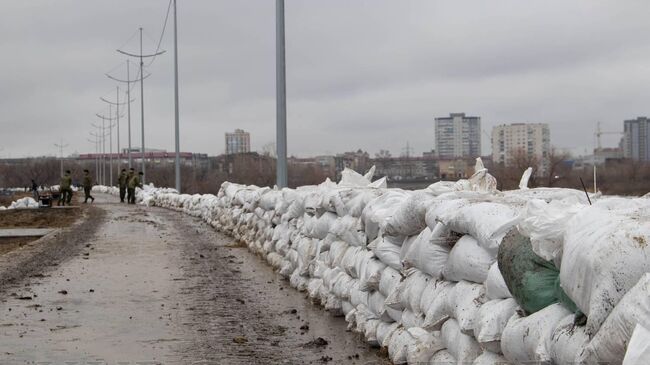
(2, 1, 650, 159)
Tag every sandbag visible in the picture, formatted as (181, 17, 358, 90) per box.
(401, 225, 452, 279)
(517, 197, 583, 264)
(376, 321, 400, 348)
(579, 273, 650, 364)
(438, 201, 520, 255)
(623, 325, 650, 365)
(385, 191, 434, 236)
(369, 235, 403, 271)
(428, 350, 456, 364)
(501, 303, 570, 364)
(422, 281, 455, 331)
(484, 262, 512, 300)
(498, 228, 577, 315)
(359, 258, 386, 292)
(443, 235, 494, 284)
(378, 267, 402, 298)
(472, 351, 509, 365)
(546, 314, 589, 365)
(384, 268, 431, 315)
(473, 298, 518, 354)
(405, 327, 444, 364)
(442, 318, 482, 364)
(449, 280, 488, 334)
(560, 206, 650, 335)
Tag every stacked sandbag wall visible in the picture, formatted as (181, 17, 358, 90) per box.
(94, 177, 650, 365)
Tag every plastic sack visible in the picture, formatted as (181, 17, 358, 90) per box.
(498, 228, 577, 315)
(359, 258, 386, 292)
(385, 191, 434, 236)
(501, 303, 570, 364)
(376, 321, 400, 348)
(484, 262, 512, 300)
(438, 201, 520, 255)
(369, 235, 403, 271)
(472, 351, 509, 364)
(422, 281, 455, 331)
(443, 235, 494, 284)
(378, 267, 402, 297)
(442, 318, 482, 364)
(579, 273, 650, 364)
(546, 314, 589, 365)
(623, 325, 650, 365)
(405, 327, 444, 364)
(517, 197, 583, 264)
(473, 298, 518, 354)
(428, 350, 455, 364)
(560, 206, 650, 335)
(401, 225, 452, 279)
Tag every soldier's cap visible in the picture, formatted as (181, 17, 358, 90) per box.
(122, 169, 126, 172)
(138, 171, 144, 175)
(65, 170, 71, 174)
(83, 169, 89, 173)
(129, 168, 135, 171)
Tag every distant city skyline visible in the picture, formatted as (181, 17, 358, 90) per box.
(1, 1, 648, 159)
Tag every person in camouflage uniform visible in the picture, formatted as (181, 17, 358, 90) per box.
(118, 169, 128, 203)
(126, 168, 135, 204)
(82, 169, 95, 204)
(127, 171, 143, 204)
(58, 170, 73, 206)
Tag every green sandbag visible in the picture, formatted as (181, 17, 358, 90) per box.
(498, 228, 578, 315)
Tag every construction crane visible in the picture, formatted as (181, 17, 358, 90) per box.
(594, 121, 623, 151)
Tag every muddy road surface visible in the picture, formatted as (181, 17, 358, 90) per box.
(0, 195, 389, 365)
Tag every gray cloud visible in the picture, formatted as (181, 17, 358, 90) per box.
(1, 0, 649, 159)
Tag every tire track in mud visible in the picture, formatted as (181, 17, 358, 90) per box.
(165, 210, 388, 365)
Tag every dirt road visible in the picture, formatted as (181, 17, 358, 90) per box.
(0, 195, 388, 365)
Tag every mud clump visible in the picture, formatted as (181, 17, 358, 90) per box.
(303, 337, 328, 348)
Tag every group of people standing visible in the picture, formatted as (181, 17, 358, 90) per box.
(55, 168, 143, 206)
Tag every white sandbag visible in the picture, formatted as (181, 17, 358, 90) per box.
(327, 240, 349, 268)
(442, 318, 482, 364)
(342, 300, 355, 316)
(367, 291, 387, 318)
(579, 273, 650, 364)
(376, 321, 400, 348)
(385, 268, 431, 315)
(472, 351, 509, 365)
(309, 211, 337, 239)
(340, 246, 364, 277)
(546, 314, 589, 365)
(501, 303, 570, 364)
(349, 282, 369, 308)
(387, 327, 411, 364)
(330, 215, 366, 247)
(331, 273, 355, 300)
(385, 191, 435, 236)
(307, 278, 323, 300)
(443, 235, 495, 284)
(426, 181, 456, 196)
(378, 267, 402, 298)
(384, 306, 403, 323)
(369, 235, 403, 271)
(473, 298, 518, 354)
(517, 197, 583, 264)
(428, 350, 456, 364)
(484, 262, 512, 300)
(438, 202, 520, 255)
(623, 325, 650, 365)
(401, 226, 451, 279)
(560, 207, 650, 335)
(364, 318, 381, 347)
(422, 281, 455, 331)
(401, 309, 424, 329)
(359, 258, 386, 292)
(449, 280, 488, 334)
(339, 167, 372, 187)
(406, 327, 445, 364)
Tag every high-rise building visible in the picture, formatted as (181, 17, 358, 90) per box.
(491, 123, 550, 172)
(623, 117, 650, 161)
(225, 129, 251, 155)
(435, 113, 481, 158)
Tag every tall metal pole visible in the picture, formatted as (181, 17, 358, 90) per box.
(102, 117, 106, 185)
(276, 0, 288, 188)
(109, 105, 114, 186)
(116, 86, 121, 176)
(127, 60, 132, 168)
(173, 0, 181, 193)
(139, 27, 146, 185)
